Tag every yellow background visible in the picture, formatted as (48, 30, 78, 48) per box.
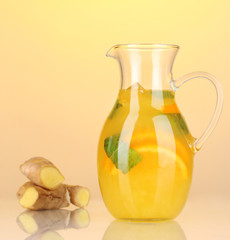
(0, 0, 229, 200)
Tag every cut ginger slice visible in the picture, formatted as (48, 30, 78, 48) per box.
(20, 157, 65, 190)
(67, 185, 90, 208)
(40, 167, 65, 190)
(19, 187, 39, 209)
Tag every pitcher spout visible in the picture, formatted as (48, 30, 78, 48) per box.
(106, 43, 180, 90)
(106, 45, 119, 59)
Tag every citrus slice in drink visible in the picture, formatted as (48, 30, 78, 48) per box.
(129, 130, 188, 180)
(135, 144, 188, 179)
(102, 129, 189, 179)
(102, 155, 118, 176)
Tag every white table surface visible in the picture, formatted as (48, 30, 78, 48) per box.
(1, 195, 229, 240)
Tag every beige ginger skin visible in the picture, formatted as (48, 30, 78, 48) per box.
(17, 182, 69, 210)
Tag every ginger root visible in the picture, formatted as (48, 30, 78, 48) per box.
(20, 157, 65, 190)
(18, 157, 90, 210)
(67, 185, 90, 208)
(17, 182, 69, 210)
(17, 182, 90, 210)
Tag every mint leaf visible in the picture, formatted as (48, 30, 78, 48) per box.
(150, 90, 175, 100)
(104, 134, 120, 157)
(104, 134, 142, 174)
(167, 113, 189, 135)
(109, 100, 122, 119)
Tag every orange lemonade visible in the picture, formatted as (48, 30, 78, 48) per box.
(98, 83, 194, 220)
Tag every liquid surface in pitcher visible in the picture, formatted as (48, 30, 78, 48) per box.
(98, 83, 195, 220)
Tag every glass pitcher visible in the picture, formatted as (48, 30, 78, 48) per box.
(97, 44, 223, 220)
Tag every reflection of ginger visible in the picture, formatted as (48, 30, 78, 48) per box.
(17, 209, 69, 234)
(25, 230, 64, 240)
(69, 208, 90, 229)
(17, 208, 90, 235)
(17, 157, 90, 210)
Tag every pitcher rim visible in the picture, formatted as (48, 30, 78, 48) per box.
(111, 43, 179, 51)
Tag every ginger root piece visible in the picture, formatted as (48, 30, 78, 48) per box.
(25, 230, 64, 240)
(17, 182, 69, 210)
(20, 157, 65, 190)
(67, 185, 90, 208)
(18, 157, 91, 211)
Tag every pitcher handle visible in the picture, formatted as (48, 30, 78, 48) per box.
(171, 71, 224, 151)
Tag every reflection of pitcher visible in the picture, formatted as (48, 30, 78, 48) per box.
(103, 220, 186, 240)
(98, 44, 223, 220)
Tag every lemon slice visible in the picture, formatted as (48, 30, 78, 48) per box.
(102, 155, 118, 175)
(103, 129, 189, 179)
(136, 144, 188, 180)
